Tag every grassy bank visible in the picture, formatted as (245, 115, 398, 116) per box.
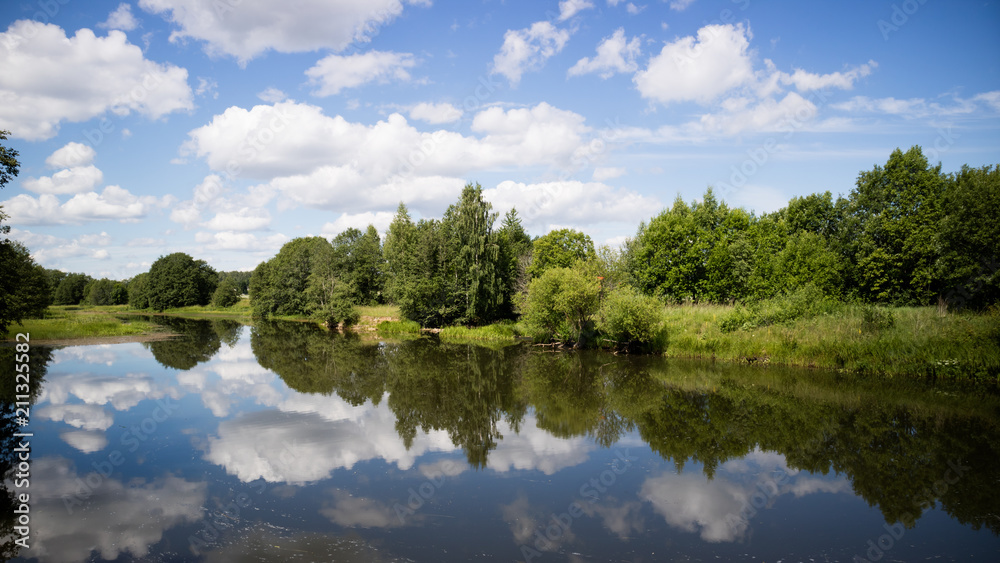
(2, 306, 160, 341)
(660, 302, 1000, 384)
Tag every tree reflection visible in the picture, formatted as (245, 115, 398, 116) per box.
(142, 316, 243, 370)
(247, 324, 1000, 535)
(0, 345, 52, 559)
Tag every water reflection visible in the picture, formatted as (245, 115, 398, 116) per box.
(3, 317, 998, 561)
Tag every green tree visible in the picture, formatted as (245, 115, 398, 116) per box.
(847, 147, 946, 304)
(146, 253, 218, 311)
(0, 241, 50, 334)
(529, 228, 596, 278)
(127, 272, 151, 309)
(83, 278, 128, 306)
(450, 183, 502, 324)
(53, 273, 92, 305)
(383, 203, 418, 305)
(329, 225, 384, 306)
(496, 208, 533, 317)
(218, 270, 252, 295)
(597, 285, 667, 353)
(212, 276, 240, 307)
(772, 231, 844, 297)
(937, 164, 1000, 309)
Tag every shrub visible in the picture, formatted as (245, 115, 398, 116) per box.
(597, 286, 667, 353)
(212, 277, 240, 307)
(521, 265, 600, 344)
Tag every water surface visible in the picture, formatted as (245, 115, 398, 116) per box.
(2, 317, 998, 562)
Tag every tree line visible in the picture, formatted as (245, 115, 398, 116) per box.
(2, 137, 998, 344)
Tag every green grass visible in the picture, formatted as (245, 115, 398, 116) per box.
(660, 302, 1000, 384)
(358, 304, 401, 319)
(376, 320, 422, 335)
(439, 321, 522, 342)
(3, 309, 159, 341)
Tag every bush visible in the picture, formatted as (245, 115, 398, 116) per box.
(721, 283, 841, 332)
(521, 265, 600, 344)
(597, 286, 668, 353)
(860, 304, 896, 332)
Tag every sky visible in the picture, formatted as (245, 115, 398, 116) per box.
(1, 0, 998, 278)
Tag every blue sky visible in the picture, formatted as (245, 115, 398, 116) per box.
(1, 0, 998, 278)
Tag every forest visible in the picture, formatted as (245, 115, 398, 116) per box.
(2, 143, 998, 356)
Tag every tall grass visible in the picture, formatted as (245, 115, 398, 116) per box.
(439, 322, 521, 342)
(3, 311, 158, 341)
(376, 320, 421, 335)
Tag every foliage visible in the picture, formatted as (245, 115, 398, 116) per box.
(860, 304, 896, 333)
(846, 146, 946, 304)
(936, 164, 1000, 310)
(521, 265, 600, 344)
(439, 321, 521, 342)
(53, 273, 92, 305)
(128, 272, 151, 309)
(146, 252, 218, 311)
(218, 270, 252, 295)
(0, 240, 51, 334)
(212, 276, 241, 307)
(720, 284, 841, 333)
(83, 278, 128, 306)
(330, 225, 384, 305)
(528, 228, 596, 278)
(250, 237, 332, 318)
(597, 285, 668, 353)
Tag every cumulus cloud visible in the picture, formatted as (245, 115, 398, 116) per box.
(3, 186, 173, 225)
(321, 490, 407, 528)
(202, 207, 272, 231)
(492, 21, 571, 87)
(634, 23, 755, 106)
(0, 20, 192, 140)
(60, 430, 110, 453)
(182, 101, 594, 214)
(306, 51, 417, 96)
(139, 0, 429, 63)
(46, 142, 97, 168)
(592, 166, 626, 181)
(36, 403, 114, 431)
(194, 231, 288, 251)
(409, 102, 463, 124)
(569, 28, 642, 79)
(321, 211, 396, 237)
(22, 166, 104, 195)
(99, 3, 140, 31)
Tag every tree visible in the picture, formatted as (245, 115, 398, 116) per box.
(53, 273, 92, 305)
(0, 131, 17, 193)
(0, 241, 50, 334)
(83, 278, 128, 306)
(128, 272, 151, 309)
(329, 225, 384, 306)
(146, 253, 218, 311)
(496, 208, 533, 318)
(936, 164, 1000, 309)
(450, 183, 502, 324)
(529, 228, 596, 279)
(382, 203, 418, 306)
(846, 146, 946, 304)
(212, 276, 240, 307)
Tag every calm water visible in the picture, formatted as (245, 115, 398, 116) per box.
(2, 317, 999, 562)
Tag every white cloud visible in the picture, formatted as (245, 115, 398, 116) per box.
(626, 3, 645, 15)
(321, 491, 406, 528)
(23, 166, 104, 195)
(492, 21, 571, 87)
(183, 101, 594, 214)
(670, 0, 697, 10)
(139, 0, 429, 63)
(698, 92, 818, 136)
(194, 231, 288, 251)
(257, 87, 287, 103)
(306, 51, 417, 96)
(409, 102, 463, 124)
(0, 20, 193, 140)
(321, 211, 396, 237)
(568, 27, 641, 79)
(60, 430, 109, 453)
(202, 208, 272, 231)
(483, 180, 661, 232)
(593, 166, 626, 181)
(833, 92, 992, 118)
(634, 23, 755, 105)
(46, 142, 96, 168)
(777, 60, 876, 92)
(99, 3, 140, 31)
(3, 186, 173, 225)
(558, 0, 595, 21)
(36, 403, 114, 431)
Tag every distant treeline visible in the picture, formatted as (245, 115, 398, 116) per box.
(4, 146, 998, 340)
